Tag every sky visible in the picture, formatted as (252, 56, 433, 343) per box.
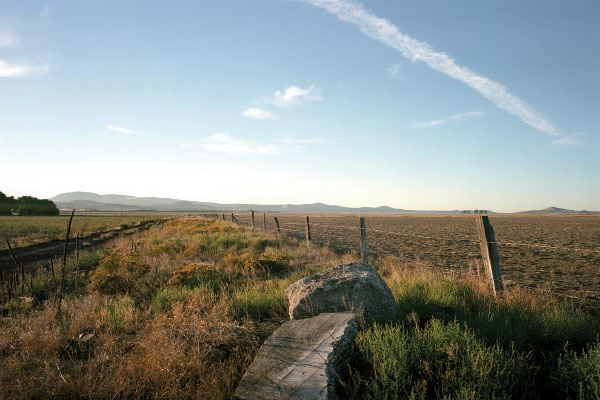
(0, 0, 598, 212)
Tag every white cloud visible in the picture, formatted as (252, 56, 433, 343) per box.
(388, 62, 402, 79)
(0, 59, 49, 78)
(551, 132, 585, 146)
(296, 0, 560, 136)
(242, 108, 276, 120)
(107, 124, 139, 134)
(412, 111, 484, 128)
(272, 85, 323, 106)
(200, 133, 276, 155)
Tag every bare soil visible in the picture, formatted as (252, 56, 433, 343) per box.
(234, 213, 600, 304)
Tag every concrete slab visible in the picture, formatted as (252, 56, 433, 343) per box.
(234, 312, 358, 400)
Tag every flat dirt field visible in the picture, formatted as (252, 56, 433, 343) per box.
(234, 213, 600, 304)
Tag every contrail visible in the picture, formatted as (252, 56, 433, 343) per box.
(296, 0, 560, 136)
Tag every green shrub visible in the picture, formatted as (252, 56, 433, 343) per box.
(350, 319, 533, 399)
(30, 273, 56, 303)
(390, 276, 600, 354)
(551, 343, 600, 399)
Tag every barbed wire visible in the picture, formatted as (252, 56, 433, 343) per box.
(223, 215, 599, 304)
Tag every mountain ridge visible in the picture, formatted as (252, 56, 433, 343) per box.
(49, 192, 599, 214)
(50, 192, 455, 214)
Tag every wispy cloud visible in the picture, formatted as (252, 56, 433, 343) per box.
(242, 107, 276, 120)
(0, 59, 49, 78)
(0, 29, 18, 49)
(200, 133, 276, 155)
(388, 62, 402, 79)
(107, 124, 140, 134)
(271, 85, 323, 107)
(551, 132, 584, 146)
(296, 0, 560, 136)
(277, 137, 333, 144)
(412, 111, 484, 128)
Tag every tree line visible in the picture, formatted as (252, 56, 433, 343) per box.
(0, 191, 60, 216)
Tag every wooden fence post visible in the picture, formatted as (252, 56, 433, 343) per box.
(263, 213, 267, 236)
(75, 232, 80, 291)
(305, 216, 311, 254)
(360, 217, 368, 265)
(20, 262, 24, 295)
(251, 210, 255, 231)
(274, 217, 281, 236)
(5, 239, 20, 273)
(231, 213, 239, 225)
(1, 270, 4, 303)
(476, 215, 504, 295)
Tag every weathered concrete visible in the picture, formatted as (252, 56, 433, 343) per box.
(285, 262, 397, 324)
(234, 312, 358, 400)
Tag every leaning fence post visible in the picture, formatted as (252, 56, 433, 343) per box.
(263, 213, 267, 236)
(274, 217, 281, 236)
(20, 262, 24, 295)
(360, 217, 368, 265)
(251, 210, 255, 231)
(476, 215, 504, 295)
(305, 216, 311, 254)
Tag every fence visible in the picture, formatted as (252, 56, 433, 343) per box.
(217, 211, 600, 306)
(2, 212, 597, 306)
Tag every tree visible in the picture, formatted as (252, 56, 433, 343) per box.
(16, 196, 60, 216)
(0, 191, 17, 215)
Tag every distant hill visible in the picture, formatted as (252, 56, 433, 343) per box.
(50, 192, 462, 214)
(517, 206, 599, 215)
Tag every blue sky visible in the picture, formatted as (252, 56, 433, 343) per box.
(1, 0, 598, 212)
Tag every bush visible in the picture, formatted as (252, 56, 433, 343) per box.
(551, 343, 600, 399)
(167, 263, 225, 292)
(90, 251, 150, 295)
(31, 274, 56, 304)
(350, 319, 533, 399)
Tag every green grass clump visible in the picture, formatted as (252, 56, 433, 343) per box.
(150, 286, 196, 316)
(100, 295, 138, 333)
(167, 263, 225, 292)
(229, 279, 287, 320)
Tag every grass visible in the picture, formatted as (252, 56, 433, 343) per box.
(342, 262, 600, 399)
(0, 216, 598, 399)
(0, 215, 153, 246)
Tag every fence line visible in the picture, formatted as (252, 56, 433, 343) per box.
(225, 211, 598, 305)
